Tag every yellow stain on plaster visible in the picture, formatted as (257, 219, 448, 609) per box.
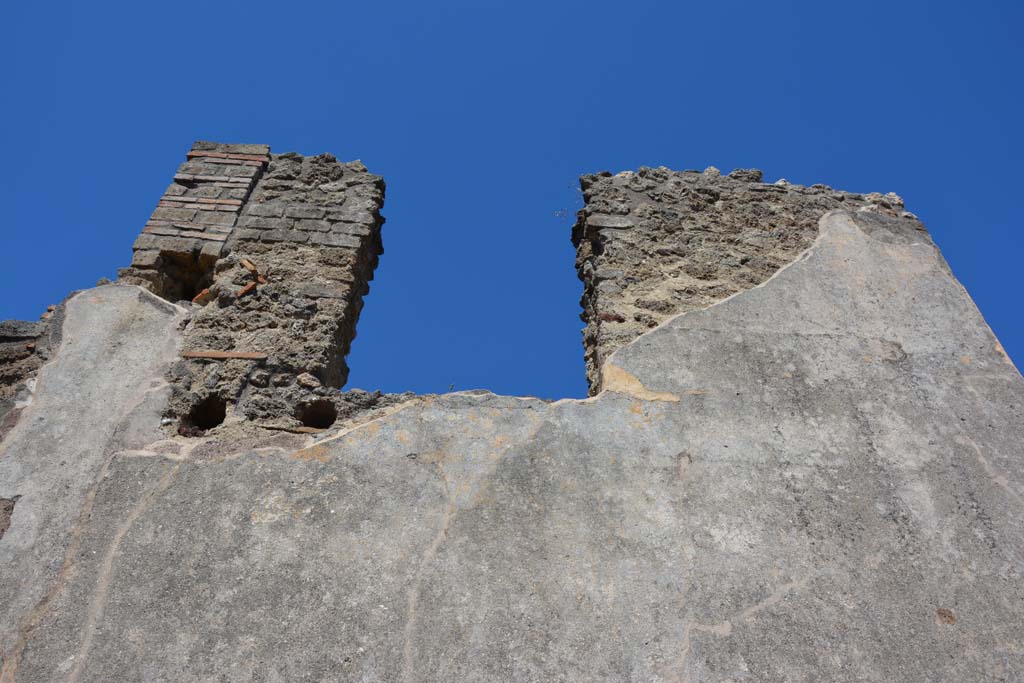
(993, 339, 1016, 366)
(418, 449, 448, 465)
(292, 443, 330, 463)
(960, 356, 972, 365)
(602, 364, 681, 402)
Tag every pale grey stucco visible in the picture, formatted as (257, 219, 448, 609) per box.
(1, 211, 1023, 681)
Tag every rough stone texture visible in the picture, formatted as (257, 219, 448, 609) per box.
(0, 321, 46, 412)
(573, 166, 914, 394)
(119, 142, 271, 301)
(0, 311, 62, 443)
(3, 165, 1024, 681)
(168, 151, 388, 431)
(118, 143, 391, 433)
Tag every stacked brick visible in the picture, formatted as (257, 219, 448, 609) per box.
(112, 146, 388, 433)
(573, 166, 917, 394)
(232, 151, 381, 252)
(120, 142, 270, 300)
(114, 142, 391, 433)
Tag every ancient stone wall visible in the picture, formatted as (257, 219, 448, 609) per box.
(3, 153, 1024, 681)
(572, 166, 918, 393)
(119, 142, 398, 434)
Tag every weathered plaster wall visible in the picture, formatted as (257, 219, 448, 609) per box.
(0, 286, 185, 682)
(1, 158, 1023, 682)
(573, 166, 913, 393)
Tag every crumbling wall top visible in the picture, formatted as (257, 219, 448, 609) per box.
(572, 165, 920, 393)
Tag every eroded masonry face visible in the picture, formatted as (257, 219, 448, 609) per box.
(3, 147, 1024, 682)
(572, 166, 917, 394)
(118, 142, 395, 432)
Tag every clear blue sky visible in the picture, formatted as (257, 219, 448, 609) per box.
(3, 1, 1021, 399)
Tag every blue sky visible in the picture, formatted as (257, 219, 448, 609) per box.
(3, 0, 1021, 398)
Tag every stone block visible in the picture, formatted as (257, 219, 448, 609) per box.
(232, 229, 263, 242)
(164, 196, 242, 207)
(245, 203, 285, 217)
(326, 209, 375, 224)
(191, 141, 271, 156)
(195, 157, 264, 168)
(295, 219, 331, 232)
(238, 216, 290, 230)
(190, 140, 222, 152)
(0, 320, 44, 340)
(285, 204, 327, 219)
(207, 180, 251, 189)
(143, 225, 184, 238)
(179, 230, 228, 242)
(728, 168, 764, 182)
(188, 185, 225, 199)
(220, 143, 270, 156)
(330, 222, 372, 237)
(260, 229, 309, 244)
(309, 233, 361, 249)
(194, 211, 237, 227)
(199, 241, 224, 263)
(587, 214, 634, 229)
(151, 207, 197, 222)
(131, 249, 162, 268)
(181, 161, 259, 179)
(132, 234, 200, 257)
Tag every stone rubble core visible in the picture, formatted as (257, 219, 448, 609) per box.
(1, 150, 1023, 682)
(0, 314, 60, 443)
(572, 166, 916, 394)
(118, 141, 404, 433)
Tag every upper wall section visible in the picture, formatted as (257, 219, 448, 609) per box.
(118, 142, 387, 433)
(121, 142, 271, 300)
(572, 166, 921, 394)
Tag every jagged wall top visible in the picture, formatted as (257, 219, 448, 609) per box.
(572, 165, 919, 394)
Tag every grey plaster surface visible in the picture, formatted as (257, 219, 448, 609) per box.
(0, 286, 184, 681)
(2, 211, 1023, 681)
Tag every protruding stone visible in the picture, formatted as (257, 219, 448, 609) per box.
(296, 372, 321, 389)
(586, 214, 634, 230)
(728, 168, 763, 182)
